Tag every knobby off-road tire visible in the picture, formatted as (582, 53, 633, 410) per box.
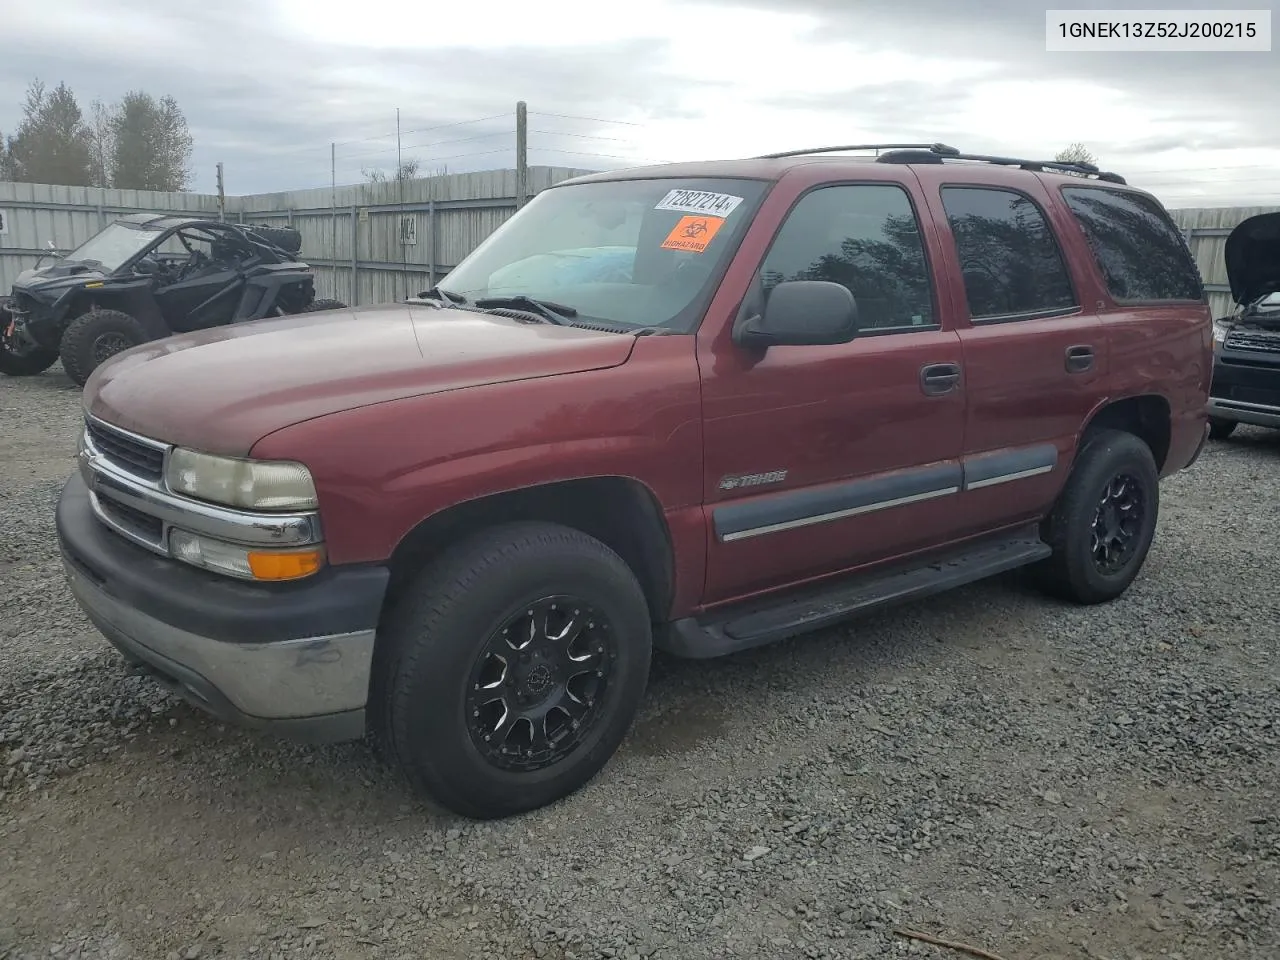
(60, 310, 148, 388)
(1208, 417, 1237, 440)
(302, 298, 347, 313)
(0, 305, 58, 375)
(1032, 428, 1160, 605)
(372, 521, 652, 820)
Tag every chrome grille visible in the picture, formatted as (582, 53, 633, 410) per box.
(86, 418, 167, 481)
(95, 493, 165, 546)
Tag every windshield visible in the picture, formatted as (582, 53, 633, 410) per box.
(64, 222, 161, 272)
(438, 177, 770, 331)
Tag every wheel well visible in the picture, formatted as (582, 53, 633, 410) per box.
(383, 477, 675, 622)
(1081, 395, 1172, 470)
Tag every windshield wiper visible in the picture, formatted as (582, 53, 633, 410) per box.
(415, 285, 467, 306)
(473, 294, 578, 326)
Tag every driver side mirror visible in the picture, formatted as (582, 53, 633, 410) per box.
(733, 280, 859, 349)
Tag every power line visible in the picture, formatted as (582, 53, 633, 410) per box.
(528, 110, 642, 127)
(528, 147, 674, 164)
(529, 129, 631, 143)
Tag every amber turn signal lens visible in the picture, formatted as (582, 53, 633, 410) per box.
(246, 548, 325, 581)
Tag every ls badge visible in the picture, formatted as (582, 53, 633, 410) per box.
(719, 469, 788, 491)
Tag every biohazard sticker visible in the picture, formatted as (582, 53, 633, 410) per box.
(661, 215, 726, 253)
(654, 189, 743, 218)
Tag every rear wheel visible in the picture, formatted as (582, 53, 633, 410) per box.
(372, 521, 652, 820)
(1208, 417, 1237, 440)
(302, 298, 347, 313)
(1031, 429, 1159, 605)
(59, 309, 148, 387)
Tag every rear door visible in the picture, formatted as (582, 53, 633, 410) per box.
(913, 171, 1106, 534)
(696, 174, 969, 606)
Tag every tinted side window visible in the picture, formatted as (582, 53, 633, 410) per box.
(1061, 187, 1203, 302)
(760, 184, 936, 332)
(940, 186, 1077, 321)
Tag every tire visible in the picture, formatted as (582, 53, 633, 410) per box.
(1208, 417, 1237, 440)
(59, 309, 149, 388)
(0, 305, 59, 375)
(245, 225, 302, 255)
(1031, 428, 1160, 606)
(0, 338, 58, 376)
(372, 521, 652, 820)
(302, 298, 347, 313)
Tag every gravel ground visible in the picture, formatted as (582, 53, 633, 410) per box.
(1, 364, 1277, 960)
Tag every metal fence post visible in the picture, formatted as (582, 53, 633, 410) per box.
(349, 205, 359, 306)
(428, 198, 436, 287)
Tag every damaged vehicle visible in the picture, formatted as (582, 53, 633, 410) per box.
(0, 214, 345, 387)
(1207, 211, 1280, 438)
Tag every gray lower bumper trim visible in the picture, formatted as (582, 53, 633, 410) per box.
(64, 558, 374, 740)
(1208, 398, 1280, 429)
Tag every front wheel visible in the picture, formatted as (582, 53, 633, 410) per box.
(1031, 429, 1160, 605)
(373, 522, 652, 820)
(59, 309, 148, 387)
(0, 305, 59, 376)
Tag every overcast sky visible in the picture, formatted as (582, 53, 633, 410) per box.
(3, 0, 1277, 208)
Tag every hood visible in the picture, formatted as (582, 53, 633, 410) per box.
(86, 302, 639, 456)
(12, 260, 108, 296)
(1225, 212, 1280, 306)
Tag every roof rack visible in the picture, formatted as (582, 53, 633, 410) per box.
(874, 144, 1127, 184)
(754, 143, 961, 160)
(755, 142, 1126, 184)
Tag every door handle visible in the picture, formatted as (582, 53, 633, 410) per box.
(920, 362, 961, 397)
(1065, 344, 1095, 373)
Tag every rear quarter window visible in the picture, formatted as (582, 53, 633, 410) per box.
(1060, 187, 1203, 303)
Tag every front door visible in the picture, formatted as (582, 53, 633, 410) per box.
(697, 179, 968, 607)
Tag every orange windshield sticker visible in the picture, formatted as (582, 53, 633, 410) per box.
(660, 215, 725, 253)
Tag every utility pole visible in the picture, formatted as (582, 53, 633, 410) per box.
(515, 100, 528, 209)
(215, 162, 225, 221)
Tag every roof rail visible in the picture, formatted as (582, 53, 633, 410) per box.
(754, 143, 961, 160)
(875, 144, 1127, 184)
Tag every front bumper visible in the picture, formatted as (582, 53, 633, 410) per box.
(57, 472, 391, 742)
(1207, 397, 1280, 429)
(1209, 350, 1280, 429)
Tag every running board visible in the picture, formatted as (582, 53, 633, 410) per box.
(660, 527, 1051, 659)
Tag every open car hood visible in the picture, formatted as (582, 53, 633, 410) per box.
(1225, 212, 1280, 306)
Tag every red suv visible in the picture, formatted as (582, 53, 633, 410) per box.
(57, 143, 1212, 819)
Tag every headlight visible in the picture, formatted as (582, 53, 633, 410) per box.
(166, 448, 318, 511)
(1212, 319, 1232, 346)
(169, 528, 325, 581)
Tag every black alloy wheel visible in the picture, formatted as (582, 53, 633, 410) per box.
(1090, 473, 1146, 575)
(465, 596, 618, 773)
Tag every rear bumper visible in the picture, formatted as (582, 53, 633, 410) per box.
(57, 473, 390, 742)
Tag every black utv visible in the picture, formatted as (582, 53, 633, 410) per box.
(1208, 211, 1280, 439)
(0, 214, 346, 386)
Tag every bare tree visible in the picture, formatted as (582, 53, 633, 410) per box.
(87, 99, 116, 188)
(1054, 142, 1097, 173)
(362, 157, 421, 183)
